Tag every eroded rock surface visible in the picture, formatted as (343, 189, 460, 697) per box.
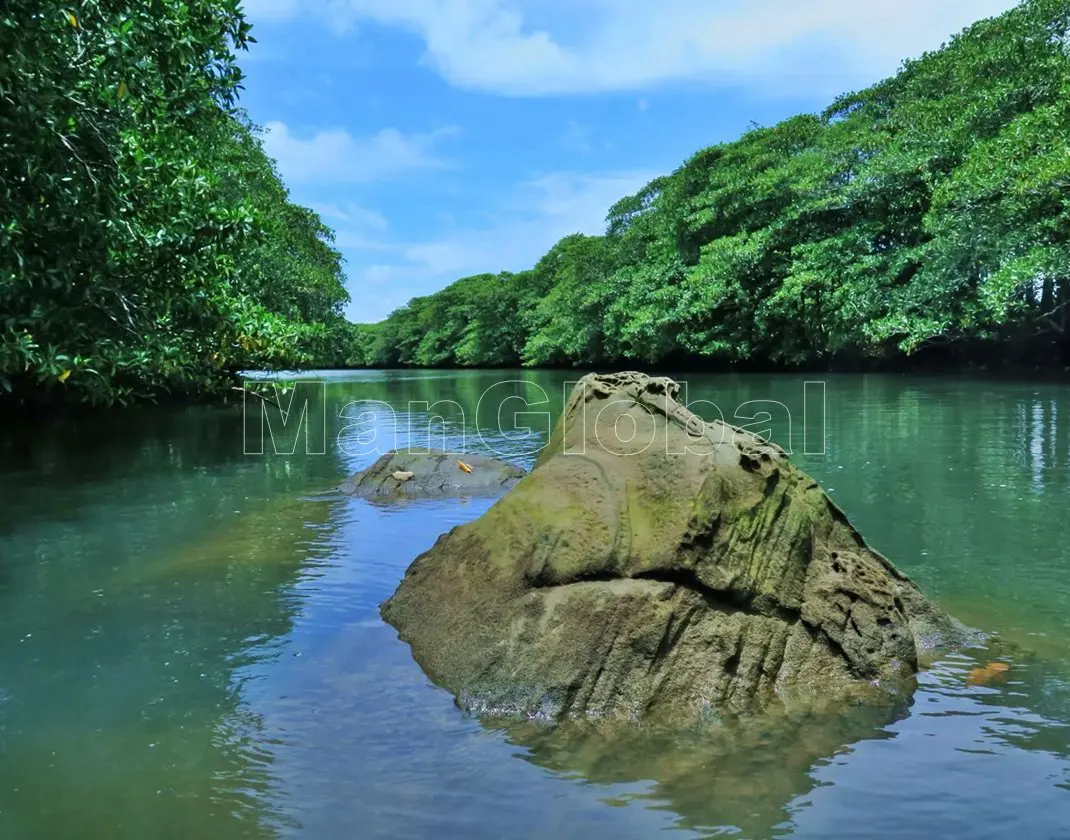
(381, 373, 973, 722)
(341, 448, 525, 499)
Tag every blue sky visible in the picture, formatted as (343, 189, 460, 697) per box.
(237, 0, 1016, 323)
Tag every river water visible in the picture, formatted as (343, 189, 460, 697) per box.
(1, 370, 1068, 839)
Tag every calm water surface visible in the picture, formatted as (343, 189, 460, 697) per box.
(1, 371, 1069, 839)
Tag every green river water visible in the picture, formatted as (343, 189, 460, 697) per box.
(1, 370, 1068, 839)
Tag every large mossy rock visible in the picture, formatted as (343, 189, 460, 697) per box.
(341, 448, 525, 499)
(381, 373, 973, 722)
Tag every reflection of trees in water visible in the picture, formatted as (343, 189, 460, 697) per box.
(782, 379, 1070, 658)
(483, 701, 910, 839)
(0, 405, 345, 839)
(1020, 396, 1062, 495)
(0, 403, 341, 534)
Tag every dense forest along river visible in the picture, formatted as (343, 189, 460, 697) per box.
(1, 370, 1069, 839)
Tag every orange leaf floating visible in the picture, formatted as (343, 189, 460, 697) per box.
(966, 661, 1011, 686)
(457, 460, 473, 474)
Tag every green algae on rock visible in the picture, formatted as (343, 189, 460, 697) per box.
(381, 372, 974, 722)
(341, 448, 525, 499)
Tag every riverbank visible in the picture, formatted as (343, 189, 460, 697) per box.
(6, 352, 1069, 424)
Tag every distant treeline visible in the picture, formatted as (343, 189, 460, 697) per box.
(351, 0, 1070, 373)
(1, 1, 359, 407)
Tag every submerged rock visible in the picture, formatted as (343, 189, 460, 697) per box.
(341, 448, 525, 499)
(381, 372, 974, 722)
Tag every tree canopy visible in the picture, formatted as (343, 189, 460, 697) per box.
(353, 0, 1070, 372)
(1, 1, 358, 406)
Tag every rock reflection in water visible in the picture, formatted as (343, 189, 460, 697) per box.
(483, 700, 910, 838)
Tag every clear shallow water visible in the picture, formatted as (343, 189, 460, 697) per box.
(1, 370, 1069, 839)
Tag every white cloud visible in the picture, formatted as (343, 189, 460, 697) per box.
(404, 170, 658, 278)
(247, 0, 1018, 97)
(343, 169, 658, 321)
(508, 171, 654, 228)
(262, 121, 457, 184)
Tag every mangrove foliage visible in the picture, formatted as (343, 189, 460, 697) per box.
(1, 1, 357, 406)
(353, 0, 1070, 372)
